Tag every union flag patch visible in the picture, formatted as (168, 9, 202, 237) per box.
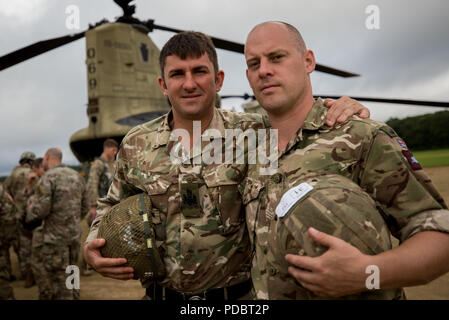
(397, 139, 408, 149)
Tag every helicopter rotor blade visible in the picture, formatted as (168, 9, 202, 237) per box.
(314, 65, 359, 78)
(146, 20, 359, 78)
(0, 30, 86, 71)
(221, 93, 449, 108)
(316, 95, 449, 108)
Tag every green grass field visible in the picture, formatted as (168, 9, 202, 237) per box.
(412, 148, 449, 168)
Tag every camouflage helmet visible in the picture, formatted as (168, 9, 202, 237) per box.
(269, 174, 402, 300)
(19, 151, 36, 162)
(97, 193, 165, 282)
(273, 174, 392, 258)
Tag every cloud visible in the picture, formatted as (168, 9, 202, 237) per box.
(0, 0, 448, 176)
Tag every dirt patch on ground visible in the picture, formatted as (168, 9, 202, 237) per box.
(10, 167, 449, 300)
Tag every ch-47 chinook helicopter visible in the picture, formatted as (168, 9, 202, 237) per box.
(0, 0, 448, 164)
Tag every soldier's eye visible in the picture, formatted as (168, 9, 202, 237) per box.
(248, 61, 259, 69)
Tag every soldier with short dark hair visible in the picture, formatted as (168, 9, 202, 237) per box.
(86, 138, 119, 225)
(26, 148, 88, 299)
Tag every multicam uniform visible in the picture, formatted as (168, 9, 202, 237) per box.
(87, 108, 264, 295)
(87, 157, 115, 209)
(4, 164, 33, 279)
(243, 99, 449, 299)
(26, 164, 88, 300)
(0, 184, 17, 300)
(26, 177, 51, 299)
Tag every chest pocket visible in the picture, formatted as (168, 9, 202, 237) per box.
(142, 176, 172, 242)
(241, 177, 265, 237)
(203, 164, 245, 235)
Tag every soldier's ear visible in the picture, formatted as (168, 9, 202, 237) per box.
(158, 77, 168, 96)
(215, 70, 225, 92)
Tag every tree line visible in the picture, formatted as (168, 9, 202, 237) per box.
(386, 110, 449, 151)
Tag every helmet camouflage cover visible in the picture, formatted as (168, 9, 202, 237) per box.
(20, 151, 36, 162)
(97, 193, 165, 282)
(269, 174, 403, 299)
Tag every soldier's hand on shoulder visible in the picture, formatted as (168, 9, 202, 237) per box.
(84, 238, 135, 280)
(324, 96, 370, 127)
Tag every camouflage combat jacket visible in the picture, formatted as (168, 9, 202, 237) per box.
(243, 99, 449, 299)
(0, 184, 17, 245)
(87, 157, 115, 208)
(88, 108, 265, 293)
(4, 164, 32, 218)
(26, 164, 89, 246)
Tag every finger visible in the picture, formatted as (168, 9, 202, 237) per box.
(359, 108, 370, 119)
(325, 104, 342, 126)
(101, 272, 134, 280)
(96, 265, 134, 274)
(308, 227, 342, 248)
(287, 266, 319, 284)
(285, 254, 320, 272)
(86, 238, 106, 250)
(336, 108, 354, 123)
(94, 257, 129, 268)
(323, 98, 335, 107)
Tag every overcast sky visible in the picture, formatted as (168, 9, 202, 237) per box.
(0, 0, 448, 175)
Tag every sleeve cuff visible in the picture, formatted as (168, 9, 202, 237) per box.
(398, 209, 449, 242)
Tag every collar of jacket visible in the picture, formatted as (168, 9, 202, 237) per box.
(152, 108, 226, 151)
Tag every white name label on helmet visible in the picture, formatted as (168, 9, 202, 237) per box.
(276, 182, 314, 218)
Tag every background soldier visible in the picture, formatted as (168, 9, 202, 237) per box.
(3, 151, 35, 286)
(86, 138, 118, 226)
(0, 184, 17, 300)
(82, 139, 118, 276)
(26, 148, 88, 300)
(25, 157, 47, 293)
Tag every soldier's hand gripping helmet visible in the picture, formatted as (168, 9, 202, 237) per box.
(97, 193, 165, 282)
(269, 174, 403, 299)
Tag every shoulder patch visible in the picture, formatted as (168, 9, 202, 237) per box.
(402, 150, 422, 171)
(397, 139, 408, 149)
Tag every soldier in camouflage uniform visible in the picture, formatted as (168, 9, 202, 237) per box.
(84, 31, 369, 300)
(0, 184, 17, 300)
(26, 148, 88, 300)
(25, 157, 52, 296)
(243, 21, 449, 299)
(85, 32, 262, 300)
(3, 151, 35, 285)
(82, 139, 118, 276)
(86, 138, 118, 225)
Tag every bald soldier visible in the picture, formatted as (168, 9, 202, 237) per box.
(84, 31, 369, 300)
(243, 21, 449, 299)
(3, 151, 35, 286)
(26, 148, 88, 300)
